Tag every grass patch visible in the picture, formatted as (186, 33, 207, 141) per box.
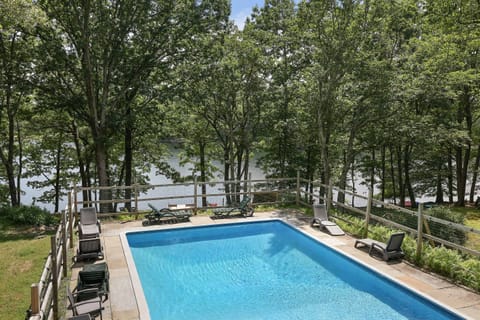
(0, 221, 54, 319)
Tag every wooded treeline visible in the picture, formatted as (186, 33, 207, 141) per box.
(0, 0, 479, 212)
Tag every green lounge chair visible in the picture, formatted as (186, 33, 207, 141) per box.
(213, 196, 254, 218)
(310, 204, 344, 236)
(142, 203, 192, 226)
(354, 232, 405, 261)
(77, 262, 110, 302)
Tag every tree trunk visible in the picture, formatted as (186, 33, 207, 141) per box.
(16, 119, 22, 205)
(95, 141, 112, 212)
(381, 145, 386, 202)
(435, 162, 444, 204)
(370, 148, 375, 192)
(124, 104, 133, 211)
(389, 147, 397, 205)
(54, 140, 62, 213)
(404, 144, 416, 208)
(71, 121, 90, 204)
(224, 145, 231, 205)
(469, 145, 480, 203)
(396, 146, 405, 206)
(447, 150, 454, 203)
(199, 141, 207, 207)
(337, 126, 356, 204)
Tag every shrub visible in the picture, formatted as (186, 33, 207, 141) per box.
(0, 205, 58, 226)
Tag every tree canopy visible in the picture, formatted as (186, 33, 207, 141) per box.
(0, 0, 479, 210)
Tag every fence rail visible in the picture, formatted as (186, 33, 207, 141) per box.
(28, 192, 75, 320)
(28, 176, 480, 319)
(308, 183, 480, 258)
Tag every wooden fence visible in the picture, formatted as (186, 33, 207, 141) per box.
(27, 193, 75, 320)
(27, 176, 480, 319)
(299, 179, 480, 258)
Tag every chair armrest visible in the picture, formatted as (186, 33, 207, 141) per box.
(73, 287, 100, 297)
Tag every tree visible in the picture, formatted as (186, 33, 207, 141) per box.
(0, 0, 45, 206)
(38, 0, 230, 211)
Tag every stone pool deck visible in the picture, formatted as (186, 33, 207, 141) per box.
(70, 210, 480, 320)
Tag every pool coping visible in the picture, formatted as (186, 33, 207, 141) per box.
(119, 217, 475, 320)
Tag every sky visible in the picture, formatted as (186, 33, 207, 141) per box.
(231, 0, 263, 30)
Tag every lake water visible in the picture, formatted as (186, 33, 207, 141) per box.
(23, 151, 267, 212)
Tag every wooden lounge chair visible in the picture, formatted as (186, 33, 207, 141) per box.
(79, 207, 101, 239)
(354, 232, 405, 261)
(77, 262, 110, 302)
(212, 196, 254, 218)
(142, 204, 192, 226)
(76, 238, 104, 262)
(310, 204, 345, 236)
(67, 286, 103, 319)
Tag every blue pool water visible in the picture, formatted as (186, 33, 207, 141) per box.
(126, 220, 463, 320)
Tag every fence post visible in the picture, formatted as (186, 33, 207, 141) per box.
(193, 176, 198, 215)
(296, 171, 300, 206)
(364, 187, 373, 238)
(416, 203, 424, 261)
(68, 191, 74, 249)
(30, 283, 40, 316)
(50, 236, 58, 320)
(62, 211, 68, 278)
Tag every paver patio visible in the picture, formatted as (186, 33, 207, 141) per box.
(69, 210, 480, 320)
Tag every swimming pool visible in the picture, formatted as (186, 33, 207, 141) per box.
(125, 220, 464, 320)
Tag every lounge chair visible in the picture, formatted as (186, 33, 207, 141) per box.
(212, 196, 254, 218)
(354, 232, 405, 261)
(142, 203, 192, 226)
(310, 204, 345, 236)
(79, 207, 101, 239)
(76, 238, 104, 262)
(67, 286, 103, 319)
(77, 262, 110, 302)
